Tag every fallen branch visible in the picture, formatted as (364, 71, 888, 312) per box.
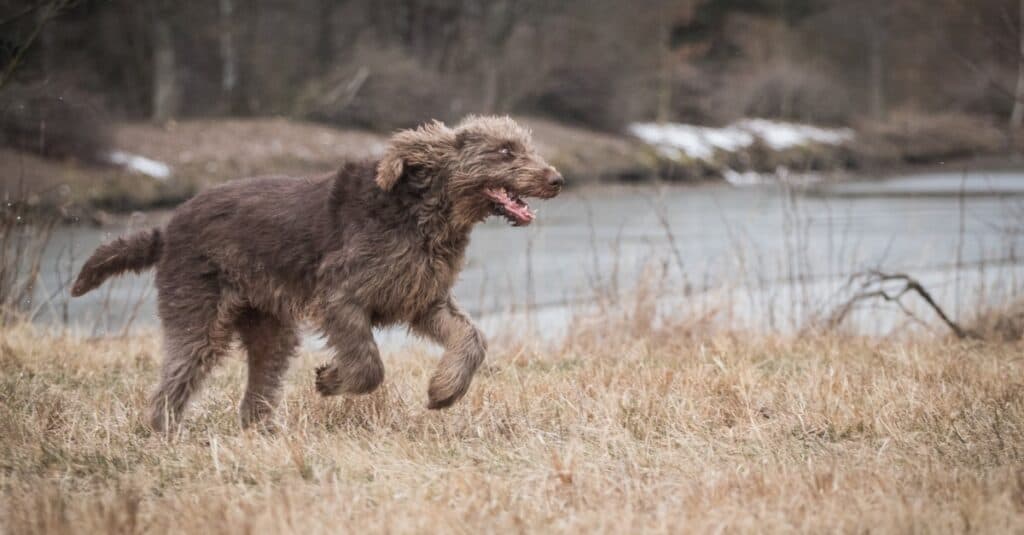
(826, 270, 978, 339)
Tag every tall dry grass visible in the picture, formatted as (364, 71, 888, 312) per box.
(0, 201, 57, 326)
(1, 317, 1022, 533)
(2, 180, 1023, 532)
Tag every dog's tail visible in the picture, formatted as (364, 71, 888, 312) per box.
(71, 228, 163, 297)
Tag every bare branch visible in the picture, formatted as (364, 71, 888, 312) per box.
(825, 270, 979, 339)
(0, 0, 77, 90)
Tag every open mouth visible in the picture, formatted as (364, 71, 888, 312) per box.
(484, 187, 535, 226)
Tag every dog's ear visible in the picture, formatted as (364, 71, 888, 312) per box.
(375, 152, 404, 191)
(375, 120, 455, 191)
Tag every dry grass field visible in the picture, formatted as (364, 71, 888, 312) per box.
(1, 316, 1023, 534)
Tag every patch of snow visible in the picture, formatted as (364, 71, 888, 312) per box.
(629, 119, 854, 162)
(629, 123, 752, 161)
(107, 151, 172, 180)
(722, 168, 826, 187)
(723, 169, 772, 186)
(735, 119, 854, 151)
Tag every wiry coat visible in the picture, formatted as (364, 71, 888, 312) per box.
(72, 116, 563, 430)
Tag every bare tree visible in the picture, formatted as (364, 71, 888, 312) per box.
(150, 20, 177, 121)
(150, 1, 178, 122)
(866, 21, 887, 119)
(219, 0, 238, 109)
(316, 0, 337, 71)
(655, 10, 674, 123)
(0, 0, 76, 90)
(474, 0, 531, 113)
(1011, 0, 1024, 131)
(851, 0, 899, 119)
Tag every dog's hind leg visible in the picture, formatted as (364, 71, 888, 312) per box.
(149, 326, 234, 432)
(413, 297, 487, 409)
(236, 308, 299, 429)
(149, 274, 239, 432)
(315, 302, 385, 396)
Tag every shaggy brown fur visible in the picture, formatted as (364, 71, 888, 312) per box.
(72, 116, 563, 431)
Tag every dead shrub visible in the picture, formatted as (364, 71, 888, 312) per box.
(295, 47, 459, 132)
(669, 63, 718, 125)
(967, 300, 1024, 343)
(0, 83, 112, 163)
(0, 202, 57, 326)
(852, 110, 1008, 165)
(517, 65, 642, 132)
(713, 61, 854, 126)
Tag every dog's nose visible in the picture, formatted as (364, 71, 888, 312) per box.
(545, 168, 565, 188)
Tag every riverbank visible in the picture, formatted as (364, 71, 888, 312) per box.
(3, 114, 1021, 222)
(1, 320, 1022, 533)
(0, 116, 663, 222)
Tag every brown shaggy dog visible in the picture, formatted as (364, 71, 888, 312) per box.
(72, 116, 563, 431)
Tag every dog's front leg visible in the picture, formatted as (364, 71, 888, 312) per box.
(413, 297, 487, 409)
(315, 303, 385, 396)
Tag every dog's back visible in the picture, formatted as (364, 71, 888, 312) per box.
(159, 174, 337, 313)
(73, 165, 376, 311)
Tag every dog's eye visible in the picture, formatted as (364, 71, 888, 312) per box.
(497, 147, 512, 158)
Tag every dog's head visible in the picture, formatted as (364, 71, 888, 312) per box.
(375, 116, 563, 227)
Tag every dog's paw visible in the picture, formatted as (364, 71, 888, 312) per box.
(239, 399, 279, 432)
(315, 364, 340, 396)
(426, 394, 458, 410)
(316, 361, 385, 396)
(426, 376, 468, 410)
(240, 414, 279, 433)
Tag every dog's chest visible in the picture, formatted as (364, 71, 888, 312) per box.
(354, 241, 465, 323)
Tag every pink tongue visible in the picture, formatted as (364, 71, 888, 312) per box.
(485, 188, 535, 225)
(502, 198, 534, 225)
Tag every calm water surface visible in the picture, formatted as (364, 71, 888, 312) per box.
(32, 170, 1024, 343)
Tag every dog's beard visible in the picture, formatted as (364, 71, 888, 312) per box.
(483, 187, 535, 226)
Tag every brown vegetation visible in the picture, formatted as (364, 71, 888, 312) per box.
(852, 111, 1010, 166)
(111, 119, 383, 185)
(0, 83, 111, 163)
(1, 320, 1022, 533)
(969, 299, 1024, 343)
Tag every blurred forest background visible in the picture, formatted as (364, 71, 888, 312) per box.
(4, 0, 1023, 129)
(2, 0, 1024, 214)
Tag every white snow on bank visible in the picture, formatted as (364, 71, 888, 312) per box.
(629, 119, 854, 161)
(722, 169, 771, 186)
(107, 151, 172, 180)
(722, 168, 824, 187)
(628, 123, 752, 160)
(735, 119, 854, 151)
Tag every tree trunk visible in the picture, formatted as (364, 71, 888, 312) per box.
(316, 0, 336, 70)
(867, 23, 886, 120)
(219, 0, 238, 111)
(151, 17, 178, 122)
(656, 19, 673, 123)
(38, 3, 56, 78)
(1010, 0, 1024, 132)
(482, 64, 499, 114)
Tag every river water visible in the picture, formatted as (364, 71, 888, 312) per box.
(26, 169, 1024, 344)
